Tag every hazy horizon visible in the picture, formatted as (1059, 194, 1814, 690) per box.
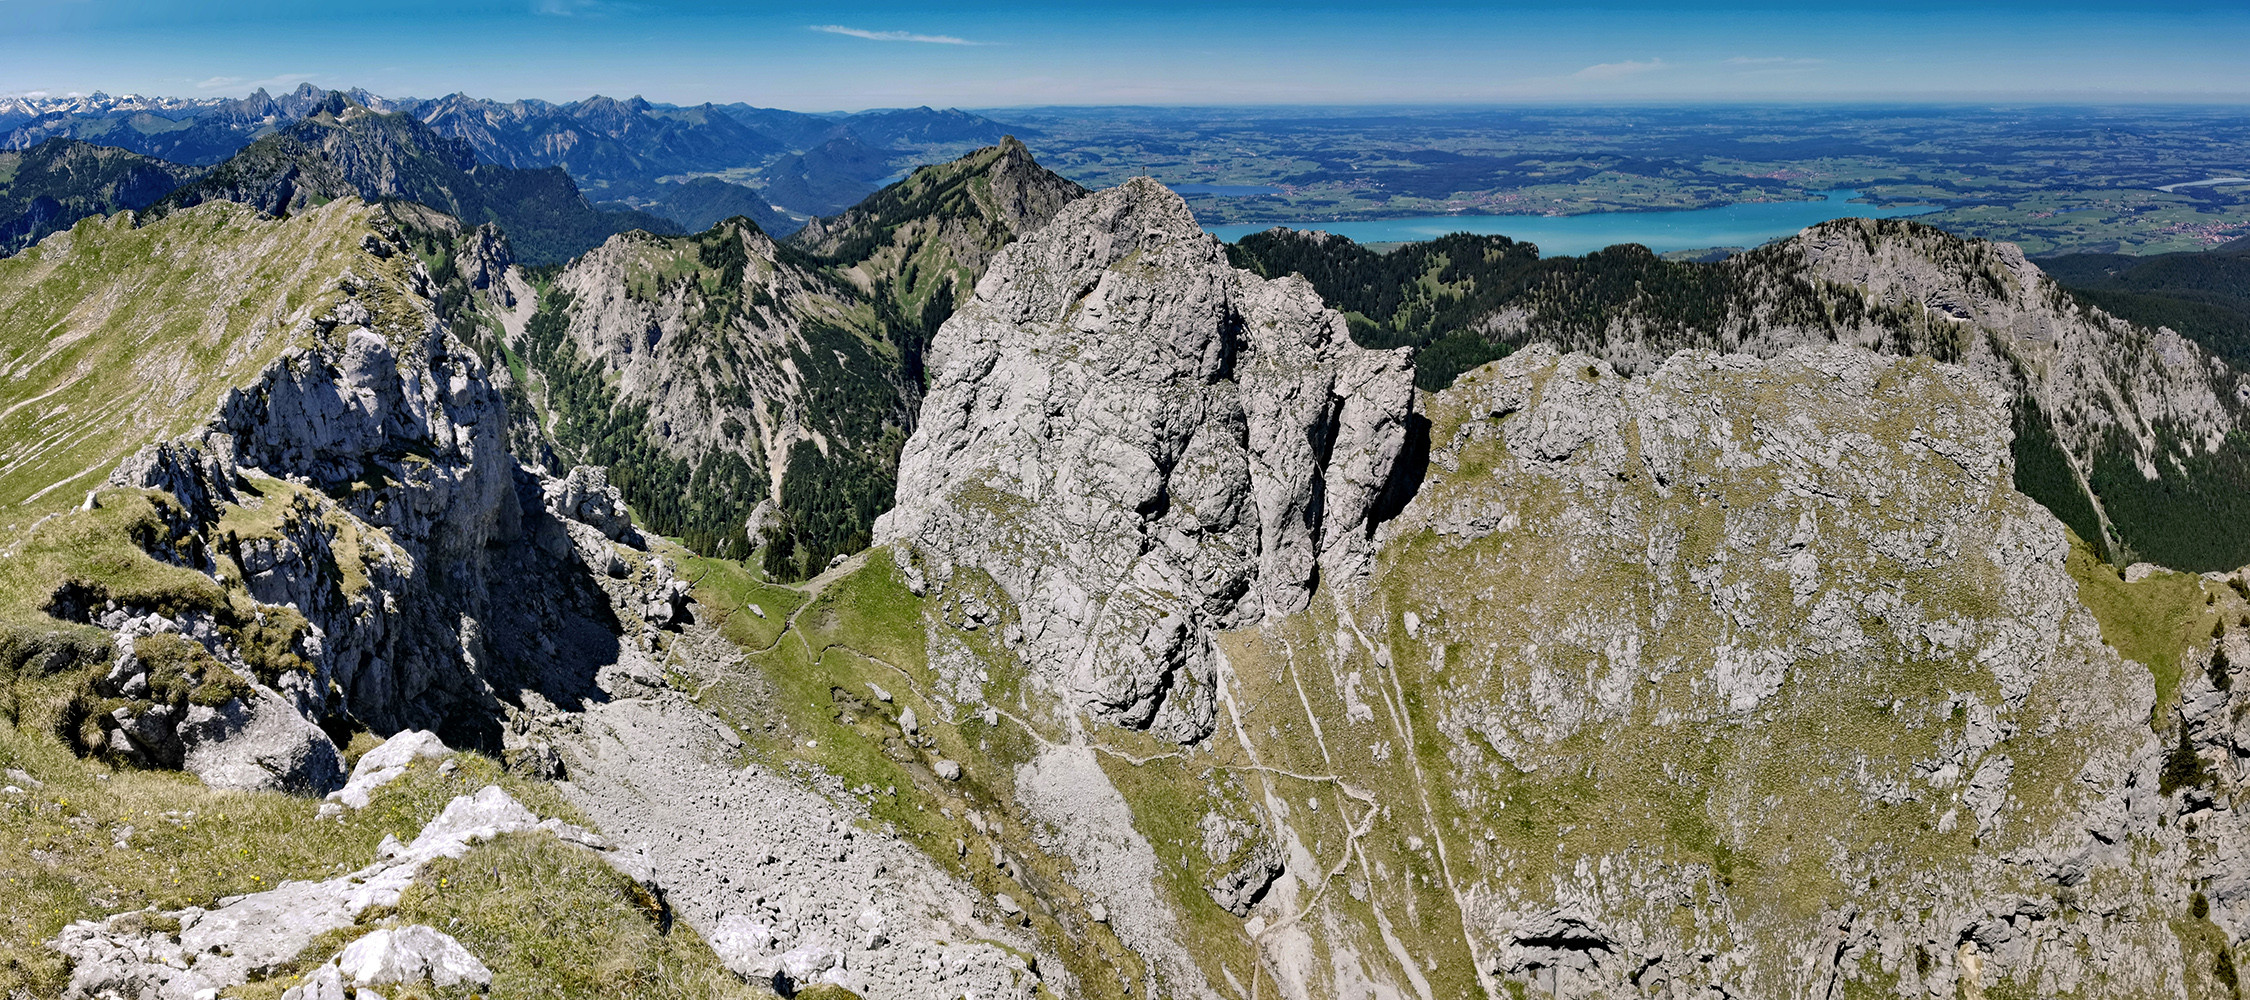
(5, 0, 2247, 110)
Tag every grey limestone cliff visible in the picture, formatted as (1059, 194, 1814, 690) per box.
(877, 177, 1417, 740)
(1470, 217, 2250, 570)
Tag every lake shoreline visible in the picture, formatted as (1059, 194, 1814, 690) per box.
(1200, 189, 1941, 256)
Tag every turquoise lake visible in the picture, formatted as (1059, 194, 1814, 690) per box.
(1200, 190, 1938, 256)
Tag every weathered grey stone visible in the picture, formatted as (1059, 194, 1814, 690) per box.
(552, 694, 1047, 1000)
(51, 786, 632, 1000)
(336, 925, 492, 989)
(454, 223, 515, 307)
(329, 729, 449, 809)
(107, 438, 238, 523)
(278, 963, 347, 1000)
(1200, 812, 1283, 917)
(542, 465, 635, 541)
(179, 686, 345, 795)
(878, 177, 1415, 741)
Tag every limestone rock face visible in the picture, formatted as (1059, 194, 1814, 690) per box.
(76, 219, 635, 760)
(454, 222, 515, 307)
(107, 440, 238, 522)
(199, 315, 527, 742)
(217, 323, 520, 562)
(1787, 220, 2245, 509)
(1472, 216, 2250, 569)
(546, 223, 831, 492)
(1263, 343, 2175, 999)
(878, 178, 1415, 739)
(542, 464, 635, 541)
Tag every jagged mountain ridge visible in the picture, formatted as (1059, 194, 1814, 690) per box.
(148, 96, 680, 265)
(416, 93, 786, 190)
(1234, 220, 2250, 572)
(505, 140, 1086, 578)
(0, 196, 1048, 999)
(1, 83, 420, 165)
(1, 85, 1025, 261)
(0, 137, 201, 255)
(10, 154, 2250, 1000)
(5, 83, 1017, 202)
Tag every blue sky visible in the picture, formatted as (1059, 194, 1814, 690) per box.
(3, 0, 2246, 108)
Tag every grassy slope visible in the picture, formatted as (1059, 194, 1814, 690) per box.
(0, 200, 419, 523)
(0, 204, 761, 996)
(0, 726, 584, 997)
(2064, 530, 2226, 728)
(681, 550, 1141, 1000)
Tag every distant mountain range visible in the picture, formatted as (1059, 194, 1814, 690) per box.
(144, 93, 680, 265)
(0, 84, 1024, 263)
(1, 83, 1014, 216)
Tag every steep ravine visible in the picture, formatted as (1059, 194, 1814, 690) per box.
(11, 201, 1058, 999)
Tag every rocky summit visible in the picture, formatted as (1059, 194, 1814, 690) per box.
(5, 136, 2250, 1000)
(880, 177, 1416, 741)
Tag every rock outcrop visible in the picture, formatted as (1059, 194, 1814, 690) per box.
(788, 136, 1088, 281)
(56, 206, 660, 769)
(328, 729, 449, 809)
(1443, 216, 2250, 570)
(523, 142, 1086, 578)
(878, 177, 1416, 740)
(192, 307, 527, 746)
(1782, 219, 2250, 568)
(52, 784, 630, 1000)
(1192, 342, 2215, 999)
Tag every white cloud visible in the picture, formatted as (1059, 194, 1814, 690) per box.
(809, 24, 989, 46)
(1573, 58, 1667, 80)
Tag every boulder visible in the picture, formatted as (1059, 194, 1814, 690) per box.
(330, 729, 449, 809)
(180, 686, 345, 796)
(336, 925, 492, 989)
